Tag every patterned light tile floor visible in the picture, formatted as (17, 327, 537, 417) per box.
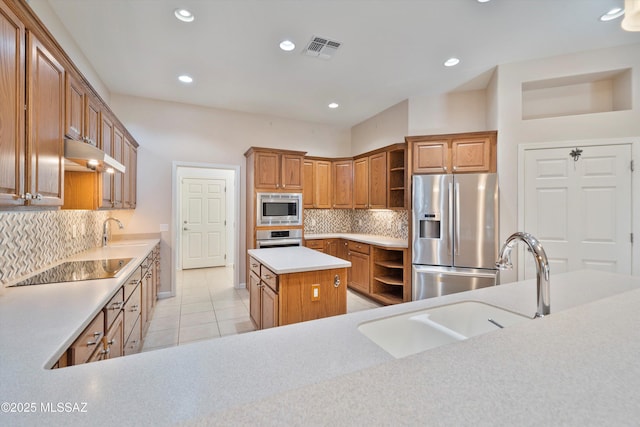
(141, 266, 381, 351)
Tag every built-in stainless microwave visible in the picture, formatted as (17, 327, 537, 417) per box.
(257, 193, 302, 226)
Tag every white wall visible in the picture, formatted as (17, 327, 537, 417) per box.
(29, 0, 110, 102)
(494, 43, 640, 282)
(110, 94, 350, 290)
(351, 100, 408, 154)
(408, 90, 490, 136)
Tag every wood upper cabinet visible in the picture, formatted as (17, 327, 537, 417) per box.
(332, 160, 353, 209)
(304, 158, 332, 209)
(65, 72, 84, 141)
(85, 94, 101, 148)
(451, 136, 493, 173)
(123, 136, 137, 209)
(408, 132, 497, 174)
(354, 152, 387, 209)
(251, 149, 304, 191)
(100, 113, 114, 208)
(112, 126, 124, 208)
(412, 140, 449, 174)
(353, 157, 368, 208)
(303, 160, 314, 208)
(26, 32, 64, 207)
(0, 1, 25, 206)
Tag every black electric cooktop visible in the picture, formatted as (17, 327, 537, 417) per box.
(9, 258, 133, 287)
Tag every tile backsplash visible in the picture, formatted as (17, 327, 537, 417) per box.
(0, 210, 112, 284)
(304, 209, 408, 240)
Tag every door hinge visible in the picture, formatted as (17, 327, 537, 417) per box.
(631, 160, 635, 172)
(224, 254, 227, 260)
(224, 220, 227, 226)
(632, 233, 634, 245)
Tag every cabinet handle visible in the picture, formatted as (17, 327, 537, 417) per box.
(109, 301, 123, 310)
(282, 184, 286, 189)
(107, 339, 115, 345)
(334, 275, 341, 288)
(87, 332, 101, 346)
(251, 263, 258, 268)
(100, 347, 110, 356)
(130, 304, 139, 311)
(19, 193, 32, 201)
(264, 274, 272, 279)
(444, 166, 448, 171)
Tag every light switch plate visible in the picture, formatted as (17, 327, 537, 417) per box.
(159, 224, 169, 232)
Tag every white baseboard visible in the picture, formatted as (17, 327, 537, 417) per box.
(235, 282, 246, 289)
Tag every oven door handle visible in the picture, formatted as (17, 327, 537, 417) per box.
(257, 239, 302, 248)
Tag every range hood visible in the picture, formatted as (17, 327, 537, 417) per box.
(64, 139, 125, 173)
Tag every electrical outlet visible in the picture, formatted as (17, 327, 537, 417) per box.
(72, 225, 77, 239)
(311, 284, 320, 301)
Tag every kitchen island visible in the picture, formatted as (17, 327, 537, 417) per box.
(247, 246, 350, 328)
(1, 268, 640, 426)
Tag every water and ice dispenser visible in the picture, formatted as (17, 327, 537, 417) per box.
(418, 213, 441, 239)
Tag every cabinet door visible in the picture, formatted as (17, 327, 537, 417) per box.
(413, 140, 450, 174)
(254, 151, 279, 190)
(105, 311, 124, 359)
(100, 114, 114, 208)
(324, 239, 338, 257)
(65, 73, 84, 140)
(249, 271, 261, 329)
(314, 160, 331, 208)
(369, 152, 387, 208)
(123, 137, 131, 208)
(451, 136, 492, 173)
(353, 157, 369, 208)
(85, 94, 100, 147)
(332, 160, 353, 208)
(261, 282, 278, 329)
(303, 160, 314, 208)
(0, 2, 25, 206)
(348, 251, 370, 294)
(281, 153, 303, 190)
(129, 145, 137, 208)
(27, 33, 64, 207)
(113, 126, 124, 208)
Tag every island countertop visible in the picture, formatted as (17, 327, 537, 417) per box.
(248, 246, 351, 274)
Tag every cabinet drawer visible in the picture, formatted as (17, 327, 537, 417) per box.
(69, 311, 105, 365)
(305, 240, 324, 250)
(104, 287, 124, 330)
(124, 316, 141, 356)
(348, 241, 370, 254)
(249, 257, 261, 276)
(123, 283, 141, 341)
(123, 266, 142, 301)
(260, 265, 278, 292)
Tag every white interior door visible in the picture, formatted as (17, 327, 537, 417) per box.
(182, 178, 226, 269)
(523, 144, 632, 278)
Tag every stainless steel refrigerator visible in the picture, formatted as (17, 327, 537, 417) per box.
(412, 173, 499, 300)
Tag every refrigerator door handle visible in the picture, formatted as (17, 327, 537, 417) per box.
(455, 181, 460, 255)
(448, 182, 453, 252)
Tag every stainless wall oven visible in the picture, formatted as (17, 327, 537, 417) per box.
(255, 229, 303, 248)
(257, 193, 302, 226)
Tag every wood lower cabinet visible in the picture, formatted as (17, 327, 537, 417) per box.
(249, 256, 347, 329)
(408, 131, 497, 174)
(68, 311, 105, 365)
(347, 242, 370, 294)
(104, 311, 124, 359)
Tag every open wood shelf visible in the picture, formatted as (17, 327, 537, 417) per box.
(374, 275, 404, 286)
(374, 260, 403, 269)
(370, 289, 404, 305)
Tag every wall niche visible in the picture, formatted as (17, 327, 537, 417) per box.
(521, 68, 632, 120)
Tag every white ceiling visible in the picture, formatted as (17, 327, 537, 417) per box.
(45, 0, 640, 128)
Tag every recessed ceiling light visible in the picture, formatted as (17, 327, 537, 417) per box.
(600, 7, 624, 21)
(174, 8, 194, 23)
(328, 102, 339, 109)
(279, 40, 296, 52)
(444, 57, 460, 67)
(178, 75, 193, 83)
(477, 0, 491, 3)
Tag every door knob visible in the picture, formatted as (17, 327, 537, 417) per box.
(183, 227, 189, 231)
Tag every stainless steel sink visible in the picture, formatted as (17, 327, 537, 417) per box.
(358, 301, 529, 358)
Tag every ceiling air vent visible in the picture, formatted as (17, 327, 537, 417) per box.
(303, 36, 342, 59)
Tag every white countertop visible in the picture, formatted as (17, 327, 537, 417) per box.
(1, 267, 639, 426)
(248, 246, 351, 274)
(304, 233, 408, 248)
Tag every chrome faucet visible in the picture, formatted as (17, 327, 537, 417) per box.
(496, 232, 550, 318)
(102, 218, 124, 247)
